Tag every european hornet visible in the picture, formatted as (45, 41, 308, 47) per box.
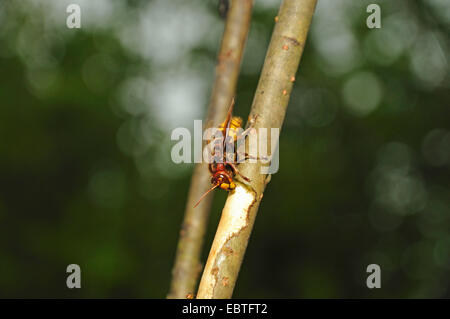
(194, 98, 257, 208)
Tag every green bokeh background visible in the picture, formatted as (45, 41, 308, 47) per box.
(0, 0, 449, 298)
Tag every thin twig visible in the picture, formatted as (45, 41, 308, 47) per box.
(168, 0, 254, 299)
(196, 0, 318, 299)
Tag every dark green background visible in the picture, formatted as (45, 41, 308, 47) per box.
(0, 0, 449, 298)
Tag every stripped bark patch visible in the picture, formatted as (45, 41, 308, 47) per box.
(197, 184, 256, 298)
(223, 246, 234, 256)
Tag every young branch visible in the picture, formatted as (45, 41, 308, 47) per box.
(168, 0, 254, 299)
(196, 0, 318, 299)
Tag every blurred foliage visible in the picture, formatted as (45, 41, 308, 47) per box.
(0, 0, 449, 298)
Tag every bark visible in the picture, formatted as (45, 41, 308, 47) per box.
(168, 0, 254, 299)
(196, 0, 318, 299)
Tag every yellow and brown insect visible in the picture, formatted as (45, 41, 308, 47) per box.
(194, 98, 256, 207)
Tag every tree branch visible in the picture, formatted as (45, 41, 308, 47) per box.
(168, 0, 254, 299)
(196, 0, 317, 299)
